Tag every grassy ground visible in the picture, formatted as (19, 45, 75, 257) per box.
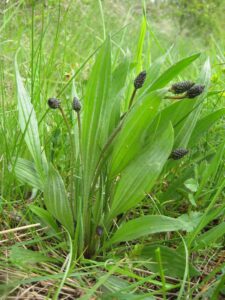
(0, 1, 225, 299)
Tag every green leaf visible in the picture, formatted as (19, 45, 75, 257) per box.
(15, 158, 43, 190)
(184, 178, 199, 192)
(109, 92, 161, 177)
(108, 123, 173, 218)
(107, 215, 191, 246)
(109, 58, 131, 133)
(15, 53, 47, 175)
(135, 14, 147, 72)
(139, 46, 173, 97)
(139, 245, 199, 278)
(147, 53, 200, 92)
(10, 246, 54, 266)
(193, 222, 225, 250)
(29, 205, 60, 234)
(189, 108, 225, 147)
(81, 38, 111, 198)
(44, 165, 74, 236)
(177, 212, 203, 232)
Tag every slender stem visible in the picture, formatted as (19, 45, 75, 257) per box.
(90, 121, 123, 195)
(164, 95, 186, 100)
(77, 111, 83, 163)
(128, 88, 137, 109)
(59, 107, 75, 222)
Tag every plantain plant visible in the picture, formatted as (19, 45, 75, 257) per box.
(14, 34, 217, 260)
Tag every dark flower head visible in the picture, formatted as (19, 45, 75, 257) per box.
(169, 148, 189, 160)
(48, 98, 61, 109)
(72, 97, 81, 112)
(134, 70, 147, 89)
(169, 81, 195, 94)
(186, 84, 205, 98)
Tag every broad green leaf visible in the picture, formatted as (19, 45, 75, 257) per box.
(189, 108, 225, 147)
(139, 245, 199, 278)
(29, 204, 60, 234)
(109, 123, 173, 218)
(109, 92, 161, 177)
(193, 222, 225, 250)
(15, 54, 47, 175)
(107, 215, 191, 245)
(44, 165, 74, 236)
(81, 38, 111, 198)
(146, 53, 200, 92)
(15, 158, 43, 190)
(174, 57, 211, 148)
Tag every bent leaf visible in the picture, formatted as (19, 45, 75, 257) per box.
(29, 205, 60, 234)
(147, 53, 200, 92)
(15, 158, 43, 190)
(107, 215, 191, 245)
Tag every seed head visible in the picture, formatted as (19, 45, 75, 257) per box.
(186, 84, 205, 98)
(169, 81, 195, 94)
(72, 97, 81, 112)
(134, 70, 147, 90)
(169, 148, 189, 160)
(96, 226, 103, 237)
(48, 98, 61, 109)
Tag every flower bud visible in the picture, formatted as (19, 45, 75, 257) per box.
(134, 70, 147, 89)
(169, 81, 195, 94)
(186, 84, 205, 98)
(72, 97, 81, 112)
(48, 98, 61, 109)
(96, 225, 103, 237)
(169, 148, 189, 160)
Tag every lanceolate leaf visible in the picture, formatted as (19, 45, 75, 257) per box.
(44, 165, 74, 236)
(81, 38, 111, 199)
(108, 123, 174, 218)
(109, 92, 161, 177)
(146, 53, 200, 93)
(139, 45, 173, 97)
(15, 54, 47, 176)
(107, 215, 191, 245)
